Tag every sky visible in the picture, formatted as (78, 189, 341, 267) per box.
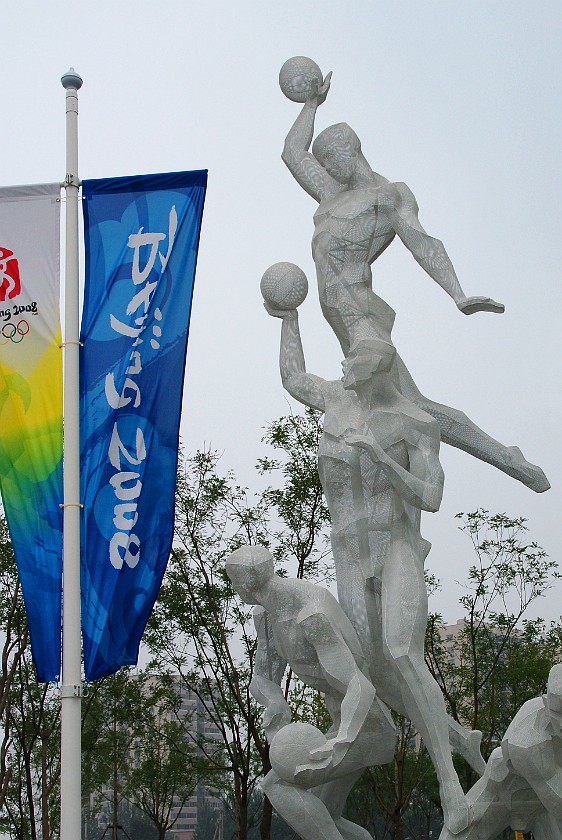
(1, 0, 561, 625)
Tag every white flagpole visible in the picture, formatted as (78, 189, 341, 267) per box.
(60, 67, 83, 840)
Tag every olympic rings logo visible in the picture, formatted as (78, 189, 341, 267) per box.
(0, 319, 30, 346)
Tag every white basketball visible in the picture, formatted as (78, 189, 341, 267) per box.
(279, 56, 323, 103)
(260, 262, 308, 310)
(269, 722, 327, 784)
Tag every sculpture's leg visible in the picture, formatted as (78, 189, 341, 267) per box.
(366, 579, 486, 775)
(393, 354, 550, 492)
(331, 524, 405, 714)
(314, 776, 364, 825)
(334, 817, 373, 840)
(438, 807, 509, 840)
(331, 531, 487, 775)
(438, 749, 513, 839)
(381, 529, 469, 835)
(315, 771, 370, 839)
(262, 770, 346, 840)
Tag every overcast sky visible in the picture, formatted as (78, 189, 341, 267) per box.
(2, 1, 560, 624)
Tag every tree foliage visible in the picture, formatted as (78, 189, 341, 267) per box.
(425, 510, 561, 788)
(145, 447, 267, 840)
(146, 409, 331, 840)
(257, 408, 331, 580)
(82, 669, 199, 839)
(0, 516, 60, 840)
(324, 510, 560, 839)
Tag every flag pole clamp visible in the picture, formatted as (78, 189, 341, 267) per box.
(59, 684, 82, 699)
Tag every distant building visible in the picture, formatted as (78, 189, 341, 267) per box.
(169, 681, 224, 840)
(439, 617, 467, 667)
(86, 675, 224, 840)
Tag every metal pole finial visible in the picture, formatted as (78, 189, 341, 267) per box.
(61, 68, 83, 90)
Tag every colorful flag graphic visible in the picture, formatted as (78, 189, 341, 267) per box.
(80, 170, 207, 680)
(0, 183, 63, 682)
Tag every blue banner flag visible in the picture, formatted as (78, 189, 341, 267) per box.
(80, 170, 207, 681)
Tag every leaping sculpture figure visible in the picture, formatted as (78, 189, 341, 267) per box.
(278, 56, 549, 494)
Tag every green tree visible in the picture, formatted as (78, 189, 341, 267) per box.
(146, 448, 268, 840)
(126, 697, 198, 840)
(82, 669, 149, 838)
(257, 408, 331, 581)
(147, 410, 331, 840)
(425, 510, 561, 791)
(0, 515, 28, 820)
(82, 669, 199, 840)
(194, 796, 223, 840)
(0, 515, 60, 840)
(83, 799, 157, 840)
(1, 656, 60, 840)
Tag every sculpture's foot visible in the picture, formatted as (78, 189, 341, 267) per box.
(465, 729, 486, 777)
(442, 785, 470, 836)
(457, 295, 505, 315)
(505, 446, 550, 493)
(335, 816, 373, 840)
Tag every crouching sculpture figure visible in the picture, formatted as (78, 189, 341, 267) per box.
(226, 545, 396, 840)
(438, 664, 562, 840)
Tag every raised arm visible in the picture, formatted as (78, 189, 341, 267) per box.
(265, 305, 326, 411)
(388, 182, 504, 315)
(250, 606, 291, 739)
(281, 75, 339, 202)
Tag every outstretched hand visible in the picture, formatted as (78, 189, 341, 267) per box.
(293, 736, 352, 786)
(308, 740, 335, 763)
(457, 296, 505, 315)
(308, 71, 332, 106)
(293, 748, 333, 788)
(345, 432, 386, 462)
(263, 300, 297, 319)
(344, 432, 371, 450)
(262, 700, 291, 739)
(310, 736, 349, 767)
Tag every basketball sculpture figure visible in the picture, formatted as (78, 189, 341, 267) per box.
(243, 57, 552, 840)
(279, 56, 548, 494)
(225, 545, 396, 840)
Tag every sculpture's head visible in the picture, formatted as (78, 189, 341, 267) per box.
(312, 123, 361, 184)
(545, 664, 562, 738)
(225, 545, 275, 604)
(342, 338, 396, 390)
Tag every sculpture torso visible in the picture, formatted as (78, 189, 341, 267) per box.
(317, 379, 436, 533)
(312, 184, 400, 350)
(266, 580, 365, 694)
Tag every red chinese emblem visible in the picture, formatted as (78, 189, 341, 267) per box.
(0, 248, 21, 301)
